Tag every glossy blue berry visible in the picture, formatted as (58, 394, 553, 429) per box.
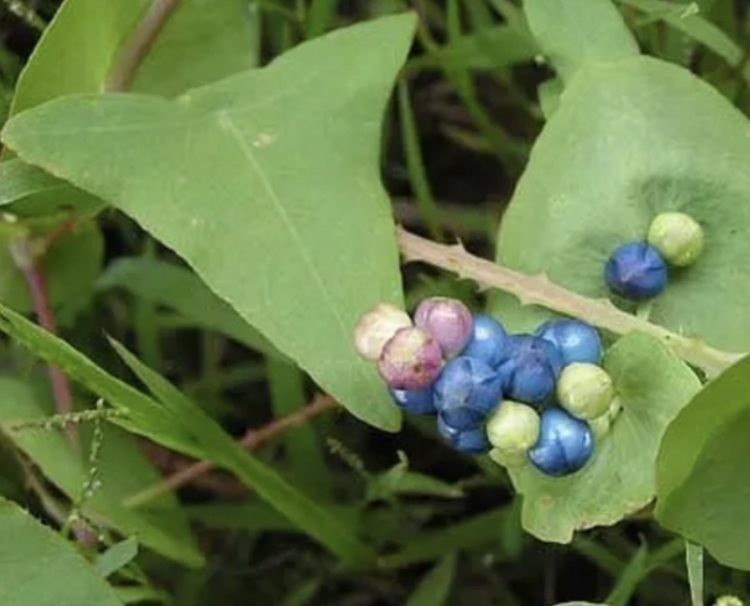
(528, 408, 594, 477)
(604, 242, 668, 300)
(461, 314, 510, 368)
(535, 320, 603, 366)
(390, 387, 435, 415)
(437, 415, 491, 454)
(434, 356, 504, 429)
(497, 335, 562, 405)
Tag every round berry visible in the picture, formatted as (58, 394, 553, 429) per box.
(557, 363, 614, 420)
(497, 335, 562, 405)
(414, 297, 474, 358)
(535, 319, 603, 366)
(486, 400, 540, 452)
(434, 356, 503, 429)
(528, 408, 594, 477)
(604, 242, 668, 300)
(437, 415, 491, 454)
(647, 211, 704, 267)
(354, 303, 412, 361)
(378, 327, 443, 390)
(489, 447, 528, 468)
(390, 387, 435, 415)
(462, 314, 510, 368)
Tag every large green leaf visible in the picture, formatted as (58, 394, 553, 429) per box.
(508, 332, 700, 543)
(0, 497, 123, 606)
(0, 377, 203, 567)
(0, 303, 375, 565)
(494, 56, 750, 354)
(3, 15, 416, 431)
(523, 0, 638, 82)
(98, 257, 281, 358)
(656, 356, 750, 570)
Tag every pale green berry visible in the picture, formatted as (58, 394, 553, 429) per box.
(486, 400, 540, 452)
(588, 414, 611, 440)
(489, 447, 528, 468)
(714, 597, 743, 606)
(557, 363, 614, 420)
(647, 211, 705, 267)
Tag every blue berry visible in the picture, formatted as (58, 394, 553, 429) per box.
(497, 335, 562, 405)
(434, 356, 504, 429)
(461, 314, 510, 368)
(390, 387, 435, 415)
(437, 415, 491, 454)
(535, 320, 603, 366)
(604, 242, 668, 300)
(528, 408, 594, 477)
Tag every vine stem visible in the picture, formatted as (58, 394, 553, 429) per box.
(396, 227, 745, 378)
(125, 394, 337, 508)
(105, 0, 183, 92)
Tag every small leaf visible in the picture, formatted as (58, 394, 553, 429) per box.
(0, 497, 123, 605)
(509, 332, 700, 543)
(3, 15, 418, 431)
(656, 355, 750, 570)
(95, 537, 139, 578)
(405, 553, 456, 606)
(523, 0, 638, 82)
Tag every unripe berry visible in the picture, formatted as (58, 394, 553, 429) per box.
(588, 414, 611, 440)
(489, 447, 527, 468)
(557, 363, 614, 420)
(497, 335, 562, 405)
(434, 356, 504, 429)
(462, 314, 510, 368)
(437, 415, 491, 454)
(378, 327, 442, 390)
(486, 400, 540, 452)
(414, 297, 474, 358)
(390, 386, 435, 415)
(604, 242, 668, 300)
(647, 211, 705, 267)
(528, 408, 594, 477)
(354, 303, 412, 361)
(535, 320, 603, 366)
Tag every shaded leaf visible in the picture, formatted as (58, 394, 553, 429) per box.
(0, 497, 123, 605)
(95, 537, 139, 578)
(3, 15, 417, 431)
(508, 333, 700, 543)
(405, 553, 456, 606)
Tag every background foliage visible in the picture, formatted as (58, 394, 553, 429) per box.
(0, 0, 748, 604)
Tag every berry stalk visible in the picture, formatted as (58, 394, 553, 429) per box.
(396, 227, 745, 378)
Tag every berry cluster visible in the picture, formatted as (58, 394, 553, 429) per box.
(605, 211, 704, 300)
(354, 298, 616, 477)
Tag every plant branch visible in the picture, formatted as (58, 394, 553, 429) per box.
(106, 0, 183, 92)
(396, 227, 745, 377)
(9, 239, 79, 447)
(125, 394, 337, 508)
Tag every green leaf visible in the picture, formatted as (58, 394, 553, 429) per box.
(0, 303, 376, 565)
(3, 15, 417, 432)
(656, 355, 750, 570)
(494, 56, 750, 354)
(97, 257, 282, 357)
(130, 0, 260, 96)
(0, 377, 204, 567)
(278, 579, 322, 606)
(0, 497, 123, 606)
(523, 0, 639, 82)
(367, 455, 462, 501)
(95, 537, 139, 578)
(606, 543, 648, 606)
(0, 159, 75, 208)
(508, 332, 700, 543)
(405, 553, 456, 606)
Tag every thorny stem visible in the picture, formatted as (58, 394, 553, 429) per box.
(125, 394, 337, 508)
(105, 0, 183, 92)
(8, 239, 79, 446)
(396, 227, 746, 378)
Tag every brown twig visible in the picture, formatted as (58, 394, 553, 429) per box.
(126, 394, 337, 508)
(9, 239, 78, 447)
(105, 0, 183, 92)
(396, 227, 745, 377)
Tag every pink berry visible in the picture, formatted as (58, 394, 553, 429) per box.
(377, 327, 443, 390)
(353, 303, 412, 361)
(414, 297, 473, 358)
